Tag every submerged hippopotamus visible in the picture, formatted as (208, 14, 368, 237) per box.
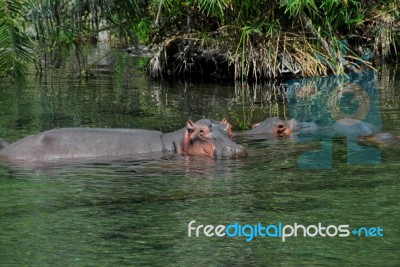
(358, 132, 399, 146)
(332, 118, 378, 136)
(0, 120, 247, 162)
(333, 118, 399, 145)
(234, 117, 317, 139)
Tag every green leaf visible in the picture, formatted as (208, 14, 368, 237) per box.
(0, 0, 35, 78)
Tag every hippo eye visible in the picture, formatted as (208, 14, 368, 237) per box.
(188, 128, 194, 134)
(200, 129, 205, 134)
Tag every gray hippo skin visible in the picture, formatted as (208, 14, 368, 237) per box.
(332, 118, 378, 136)
(196, 118, 233, 138)
(0, 120, 247, 162)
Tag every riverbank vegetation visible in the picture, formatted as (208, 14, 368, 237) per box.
(1, 0, 399, 81)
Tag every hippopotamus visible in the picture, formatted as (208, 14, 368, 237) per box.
(333, 118, 399, 145)
(234, 117, 317, 139)
(0, 120, 247, 162)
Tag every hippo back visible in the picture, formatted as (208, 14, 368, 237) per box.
(0, 128, 165, 162)
(332, 119, 377, 136)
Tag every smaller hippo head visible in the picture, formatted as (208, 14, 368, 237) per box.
(273, 119, 298, 137)
(250, 118, 299, 138)
(183, 120, 247, 158)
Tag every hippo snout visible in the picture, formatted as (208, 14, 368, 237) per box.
(215, 144, 247, 159)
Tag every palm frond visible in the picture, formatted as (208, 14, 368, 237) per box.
(0, 0, 35, 78)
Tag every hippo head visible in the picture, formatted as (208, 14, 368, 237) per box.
(196, 118, 233, 138)
(250, 118, 299, 137)
(277, 119, 299, 137)
(183, 120, 247, 158)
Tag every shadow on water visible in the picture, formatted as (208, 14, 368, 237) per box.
(0, 47, 399, 266)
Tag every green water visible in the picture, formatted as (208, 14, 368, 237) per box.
(0, 51, 399, 266)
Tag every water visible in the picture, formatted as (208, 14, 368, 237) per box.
(0, 50, 399, 266)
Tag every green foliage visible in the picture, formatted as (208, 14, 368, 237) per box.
(133, 19, 151, 44)
(280, 0, 365, 32)
(102, 0, 147, 43)
(0, 0, 35, 78)
(195, 0, 229, 18)
(281, 0, 318, 19)
(0, 0, 398, 80)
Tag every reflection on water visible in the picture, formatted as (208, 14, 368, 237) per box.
(0, 49, 399, 266)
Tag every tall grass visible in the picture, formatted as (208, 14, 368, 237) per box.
(0, 0, 399, 80)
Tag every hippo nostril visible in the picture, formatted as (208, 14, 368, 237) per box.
(277, 125, 286, 133)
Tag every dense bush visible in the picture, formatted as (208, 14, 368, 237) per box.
(0, 0, 399, 80)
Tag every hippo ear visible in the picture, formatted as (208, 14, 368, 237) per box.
(186, 120, 194, 129)
(226, 125, 233, 139)
(186, 120, 195, 132)
(182, 120, 195, 153)
(221, 118, 228, 124)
